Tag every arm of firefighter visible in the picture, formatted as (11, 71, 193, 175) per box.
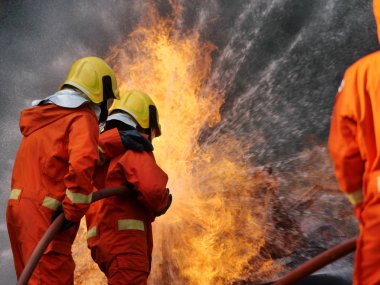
(62, 113, 99, 222)
(98, 128, 125, 165)
(119, 152, 169, 213)
(328, 74, 365, 207)
(92, 163, 107, 191)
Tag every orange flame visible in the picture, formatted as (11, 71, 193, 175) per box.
(73, 1, 281, 284)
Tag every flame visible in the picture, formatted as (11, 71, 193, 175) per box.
(73, 1, 281, 284)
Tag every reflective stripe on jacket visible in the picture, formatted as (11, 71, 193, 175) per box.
(328, 51, 380, 206)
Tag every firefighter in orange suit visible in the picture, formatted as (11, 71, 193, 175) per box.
(328, 1, 380, 284)
(6, 57, 152, 285)
(86, 90, 172, 285)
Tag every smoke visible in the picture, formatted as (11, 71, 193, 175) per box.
(0, 0, 377, 283)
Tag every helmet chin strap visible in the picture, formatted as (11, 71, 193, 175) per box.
(99, 100, 109, 123)
(99, 75, 118, 123)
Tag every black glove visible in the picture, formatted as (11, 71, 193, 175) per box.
(118, 130, 153, 152)
(52, 206, 76, 232)
(156, 189, 172, 217)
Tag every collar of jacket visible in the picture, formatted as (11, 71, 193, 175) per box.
(32, 88, 101, 120)
(107, 112, 137, 128)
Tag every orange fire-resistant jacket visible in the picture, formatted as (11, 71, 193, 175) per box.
(329, 0, 380, 208)
(6, 103, 101, 280)
(328, 11, 380, 208)
(12, 104, 100, 221)
(86, 128, 169, 275)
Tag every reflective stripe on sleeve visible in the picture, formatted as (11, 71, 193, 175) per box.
(42, 196, 61, 211)
(87, 226, 97, 239)
(66, 189, 93, 204)
(345, 190, 363, 206)
(118, 219, 145, 231)
(9, 189, 21, 200)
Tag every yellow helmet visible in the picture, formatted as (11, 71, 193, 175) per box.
(109, 90, 161, 137)
(59, 57, 119, 103)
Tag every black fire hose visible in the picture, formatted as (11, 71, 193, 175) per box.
(272, 237, 357, 285)
(17, 186, 129, 285)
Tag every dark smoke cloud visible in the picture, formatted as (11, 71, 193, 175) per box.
(0, 0, 377, 283)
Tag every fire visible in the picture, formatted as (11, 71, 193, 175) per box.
(73, 1, 281, 284)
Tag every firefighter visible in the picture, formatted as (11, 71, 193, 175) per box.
(86, 90, 172, 285)
(6, 57, 151, 285)
(328, 1, 380, 284)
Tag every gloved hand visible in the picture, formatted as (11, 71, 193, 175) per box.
(52, 206, 76, 232)
(156, 188, 172, 217)
(118, 130, 153, 152)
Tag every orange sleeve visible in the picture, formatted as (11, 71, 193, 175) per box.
(107, 151, 169, 213)
(98, 128, 125, 163)
(92, 162, 108, 191)
(328, 69, 365, 200)
(62, 112, 99, 222)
